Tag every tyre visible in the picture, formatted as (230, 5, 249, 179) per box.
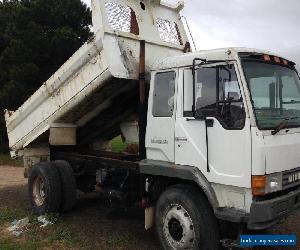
(156, 184, 220, 250)
(53, 160, 77, 212)
(28, 162, 62, 214)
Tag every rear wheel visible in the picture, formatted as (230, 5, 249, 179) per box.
(28, 162, 62, 214)
(53, 160, 76, 212)
(155, 184, 220, 250)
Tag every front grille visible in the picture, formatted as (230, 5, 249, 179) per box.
(282, 167, 300, 190)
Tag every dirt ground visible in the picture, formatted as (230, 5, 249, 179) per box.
(0, 165, 300, 250)
(0, 166, 26, 189)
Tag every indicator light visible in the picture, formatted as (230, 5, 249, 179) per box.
(263, 54, 271, 62)
(252, 175, 266, 196)
(274, 56, 281, 63)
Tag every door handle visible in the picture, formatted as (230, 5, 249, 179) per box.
(175, 137, 188, 142)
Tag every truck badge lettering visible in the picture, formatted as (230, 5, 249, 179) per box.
(288, 172, 300, 183)
(151, 138, 168, 145)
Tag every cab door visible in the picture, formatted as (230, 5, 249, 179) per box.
(175, 64, 252, 188)
(146, 70, 177, 162)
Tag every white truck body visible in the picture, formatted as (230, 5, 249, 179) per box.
(5, 0, 189, 154)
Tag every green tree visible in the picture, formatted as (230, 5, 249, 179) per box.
(0, 0, 92, 152)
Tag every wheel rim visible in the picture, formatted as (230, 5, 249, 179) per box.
(163, 204, 196, 249)
(33, 176, 46, 207)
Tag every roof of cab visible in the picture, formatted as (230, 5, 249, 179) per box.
(152, 47, 286, 71)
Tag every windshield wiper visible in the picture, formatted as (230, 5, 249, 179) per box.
(282, 100, 300, 105)
(271, 117, 299, 135)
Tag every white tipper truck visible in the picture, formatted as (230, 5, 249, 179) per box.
(4, 0, 300, 249)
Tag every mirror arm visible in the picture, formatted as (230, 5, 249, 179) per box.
(220, 65, 232, 82)
(192, 59, 196, 117)
(192, 58, 207, 117)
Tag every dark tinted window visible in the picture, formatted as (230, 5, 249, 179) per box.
(195, 67, 217, 116)
(217, 66, 245, 128)
(153, 71, 176, 117)
(186, 65, 245, 129)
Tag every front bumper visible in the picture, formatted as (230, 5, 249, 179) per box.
(247, 187, 300, 230)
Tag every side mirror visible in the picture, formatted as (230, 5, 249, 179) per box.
(227, 91, 240, 100)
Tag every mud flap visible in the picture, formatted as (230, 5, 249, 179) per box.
(145, 207, 154, 230)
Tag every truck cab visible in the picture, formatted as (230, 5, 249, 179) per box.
(143, 48, 300, 231)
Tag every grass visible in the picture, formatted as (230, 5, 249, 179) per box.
(48, 229, 78, 247)
(0, 209, 139, 250)
(0, 154, 21, 167)
(0, 238, 40, 250)
(45, 213, 61, 224)
(111, 136, 127, 152)
(0, 227, 77, 250)
(0, 207, 139, 250)
(104, 232, 136, 248)
(0, 207, 27, 226)
(0, 207, 40, 250)
(0, 228, 75, 250)
(0, 207, 77, 250)
(0, 239, 19, 250)
(0, 239, 38, 250)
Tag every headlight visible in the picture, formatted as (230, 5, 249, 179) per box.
(252, 173, 283, 196)
(265, 173, 283, 193)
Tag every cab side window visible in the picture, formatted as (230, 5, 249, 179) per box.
(184, 65, 245, 129)
(153, 71, 176, 117)
(195, 67, 217, 117)
(217, 66, 245, 128)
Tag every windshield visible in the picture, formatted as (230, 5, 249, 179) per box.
(243, 62, 300, 129)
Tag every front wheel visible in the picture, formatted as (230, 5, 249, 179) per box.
(155, 184, 219, 250)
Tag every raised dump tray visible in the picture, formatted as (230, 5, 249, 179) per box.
(5, 0, 189, 156)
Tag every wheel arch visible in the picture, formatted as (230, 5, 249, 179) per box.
(140, 159, 219, 211)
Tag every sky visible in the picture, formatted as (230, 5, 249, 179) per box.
(83, 0, 300, 70)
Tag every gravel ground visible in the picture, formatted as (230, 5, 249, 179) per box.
(0, 165, 299, 249)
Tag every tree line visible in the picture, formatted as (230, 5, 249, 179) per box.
(0, 0, 92, 152)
